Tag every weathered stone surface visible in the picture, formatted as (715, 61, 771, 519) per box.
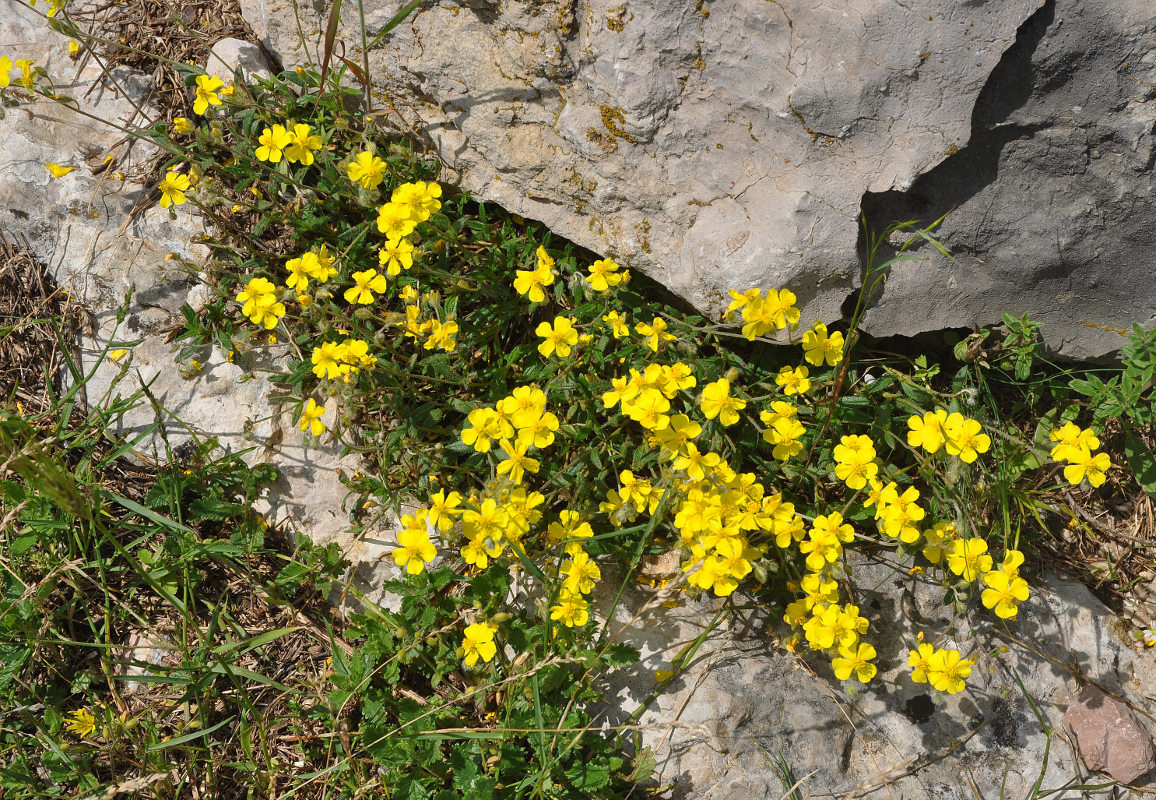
(860, 0, 1156, 359)
(599, 558, 1156, 797)
(241, 0, 1155, 358)
(1063, 685, 1156, 784)
(206, 36, 273, 83)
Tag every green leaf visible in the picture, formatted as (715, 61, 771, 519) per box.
(148, 715, 236, 750)
(1125, 432, 1156, 497)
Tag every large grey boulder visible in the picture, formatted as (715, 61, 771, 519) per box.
(240, 0, 1155, 358)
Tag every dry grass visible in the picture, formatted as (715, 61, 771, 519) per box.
(68, 0, 257, 123)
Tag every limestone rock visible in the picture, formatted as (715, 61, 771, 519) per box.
(241, 0, 1155, 357)
(597, 560, 1156, 797)
(860, 0, 1156, 359)
(1063, 685, 1156, 784)
(205, 37, 274, 84)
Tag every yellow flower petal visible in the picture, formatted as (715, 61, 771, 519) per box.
(45, 163, 73, 178)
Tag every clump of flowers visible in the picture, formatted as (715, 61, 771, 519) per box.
(1050, 421, 1111, 488)
(234, 277, 285, 330)
(166, 68, 1114, 740)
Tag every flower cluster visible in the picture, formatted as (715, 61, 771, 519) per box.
(461, 385, 560, 485)
(908, 643, 973, 694)
(310, 338, 376, 381)
(285, 246, 338, 298)
(256, 122, 322, 164)
(1050, 422, 1111, 488)
(602, 362, 697, 432)
(725, 288, 800, 339)
(907, 409, 992, 463)
(377, 180, 441, 240)
(234, 277, 286, 330)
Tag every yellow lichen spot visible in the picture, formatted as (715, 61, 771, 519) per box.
(599, 105, 637, 143)
(605, 5, 632, 31)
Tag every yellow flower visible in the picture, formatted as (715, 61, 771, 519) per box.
(108, 348, 129, 362)
(234, 277, 285, 329)
(193, 74, 224, 115)
(495, 438, 540, 484)
(832, 642, 877, 683)
(45, 163, 73, 178)
(514, 255, 554, 303)
(158, 171, 190, 208)
(587, 257, 622, 291)
(392, 180, 443, 221)
(284, 255, 311, 292)
(740, 288, 800, 339)
(63, 708, 96, 738)
(926, 648, 973, 694)
(392, 511, 437, 574)
(945, 538, 992, 582)
(801, 322, 844, 367)
(980, 569, 1030, 619)
(424, 318, 459, 352)
(284, 123, 322, 165)
(343, 268, 387, 305)
(347, 150, 387, 190)
(68, 39, 81, 55)
(460, 622, 498, 667)
(427, 489, 463, 531)
(300, 248, 337, 283)
(907, 409, 949, 454)
(775, 365, 811, 395)
(560, 550, 602, 595)
(547, 509, 594, 544)
(15, 59, 34, 90)
(255, 124, 292, 163)
(550, 594, 590, 627)
(377, 201, 417, 239)
(172, 117, 194, 134)
(699, 378, 746, 426)
(907, 642, 935, 683)
(833, 434, 878, 490)
(311, 341, 349, 380)
(634, 317, 676, 351)
(297, 398, 326, 436)
(460, 407, 512, 453)
(762, 416, 804, 461)
(943, 414, 991, 463)
(602, 310, 629, 338)
(1063, 449, 1111, 488)
(535, 316, 579, 357)
(378, 237, 415, 276)
(0, 56, 11, 88)
(515, 409, 559, 449)
(1050, 422, 1100, 462)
